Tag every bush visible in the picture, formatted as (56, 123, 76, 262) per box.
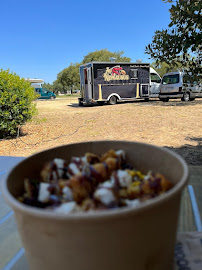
(0, 69, 38, 138)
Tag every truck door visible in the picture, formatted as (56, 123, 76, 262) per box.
(84, 67, 92, 102)
(150, 73, 161, 96)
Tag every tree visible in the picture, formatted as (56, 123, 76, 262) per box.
(0, 69, 38, 138)
(52, 80, 64, 94)
(151, 62, 173, 77)
(54, 50, 131, 93)
(57, 63, 80, 94)
(41, 80, 65, 94)
(151, 56, 191, 77)
(146, 0, 202, 81)
(41, 82, 54, 92)
(82, 49, 131, 64)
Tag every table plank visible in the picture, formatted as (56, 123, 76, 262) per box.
(0, 157, 25, 229)
(178, 166, 202, 232)
(0, 195, 12, 220)
(0, 156, 24, 172)
(0, 156, 25, 269)
(178, 187, 196, 232)
(0, 172, 7, 183)
(7, 253, 29, 270)
(177, 166, 202, 232)
(189, 166, 202, 219)
(0, 216, 23, 269)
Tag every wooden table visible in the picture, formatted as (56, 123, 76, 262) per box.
(0, 157, 202, 270)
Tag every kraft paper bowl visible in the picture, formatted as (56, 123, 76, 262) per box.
(1, 141, 189, 270)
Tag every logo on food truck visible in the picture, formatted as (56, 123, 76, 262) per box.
(103, 66, 129, 81)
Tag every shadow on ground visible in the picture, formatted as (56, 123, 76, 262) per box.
(0, 129, 28, 140)
(67, 99, 202, 108)
(159, 100, 202, 107)
(164, 137, 202, 166)
(67, 99, 161, 108)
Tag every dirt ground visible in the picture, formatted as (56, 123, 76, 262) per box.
(0, 97, 202, 165)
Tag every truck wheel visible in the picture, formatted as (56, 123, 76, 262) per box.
(162, 98, 169, 102)
(79, 100, 83, 106)
(182, 92, 190, 102)
(190, 98, 195, 101)
(108, 96, 117, 105)
(144, 98, 149, 102)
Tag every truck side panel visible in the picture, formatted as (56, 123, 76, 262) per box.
(93, 63, 149, 101)
(94, 84, 137, 100)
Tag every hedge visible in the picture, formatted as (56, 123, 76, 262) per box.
(0, 69, 38, 138)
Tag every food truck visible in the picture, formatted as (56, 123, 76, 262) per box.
(78, 62, 161, 105)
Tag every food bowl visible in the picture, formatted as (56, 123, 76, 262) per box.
(1, 141, 189, 270)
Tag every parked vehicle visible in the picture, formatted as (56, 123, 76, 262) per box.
(25, 78, 56, 99)
(35, 88, 56, 99)
(78, 62, 161, 106)
(159, 71, 202, 102)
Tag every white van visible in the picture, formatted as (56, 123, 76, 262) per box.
(159, 71, 202, 102)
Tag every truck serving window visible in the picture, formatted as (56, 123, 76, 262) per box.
(162, 74, 179, 84)
(131, 69, 138, 79)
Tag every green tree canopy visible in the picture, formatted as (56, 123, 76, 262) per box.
(41, 82, 54, 92)
(52, 80, 64, 94)
(57, 63, 80, 94)
(146, 0, 202, 81)
(42, 80, 66, 94)
(151, 62, 173, 77)
(151, 55, 192, 77)
(82, 49, 131, 63)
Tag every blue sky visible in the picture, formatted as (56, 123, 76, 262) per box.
(0, 0, 171, 84)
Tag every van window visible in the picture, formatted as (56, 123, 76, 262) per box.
(162, 74, 179, 84)
(41, 88, 48, 94)
(151, 73, 161, 83)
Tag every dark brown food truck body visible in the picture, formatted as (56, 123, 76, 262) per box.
(79, 62, 152, 106)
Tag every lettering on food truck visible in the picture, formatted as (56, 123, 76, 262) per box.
(103, 66, 129, 82)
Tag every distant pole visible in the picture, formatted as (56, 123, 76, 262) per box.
(109, 57, 117, 62)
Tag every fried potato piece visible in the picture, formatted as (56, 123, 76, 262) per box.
(67, 174, 93, 204)
(101, 149, 117, 161)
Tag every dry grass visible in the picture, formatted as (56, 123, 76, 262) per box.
(1, 97, 202, 165)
